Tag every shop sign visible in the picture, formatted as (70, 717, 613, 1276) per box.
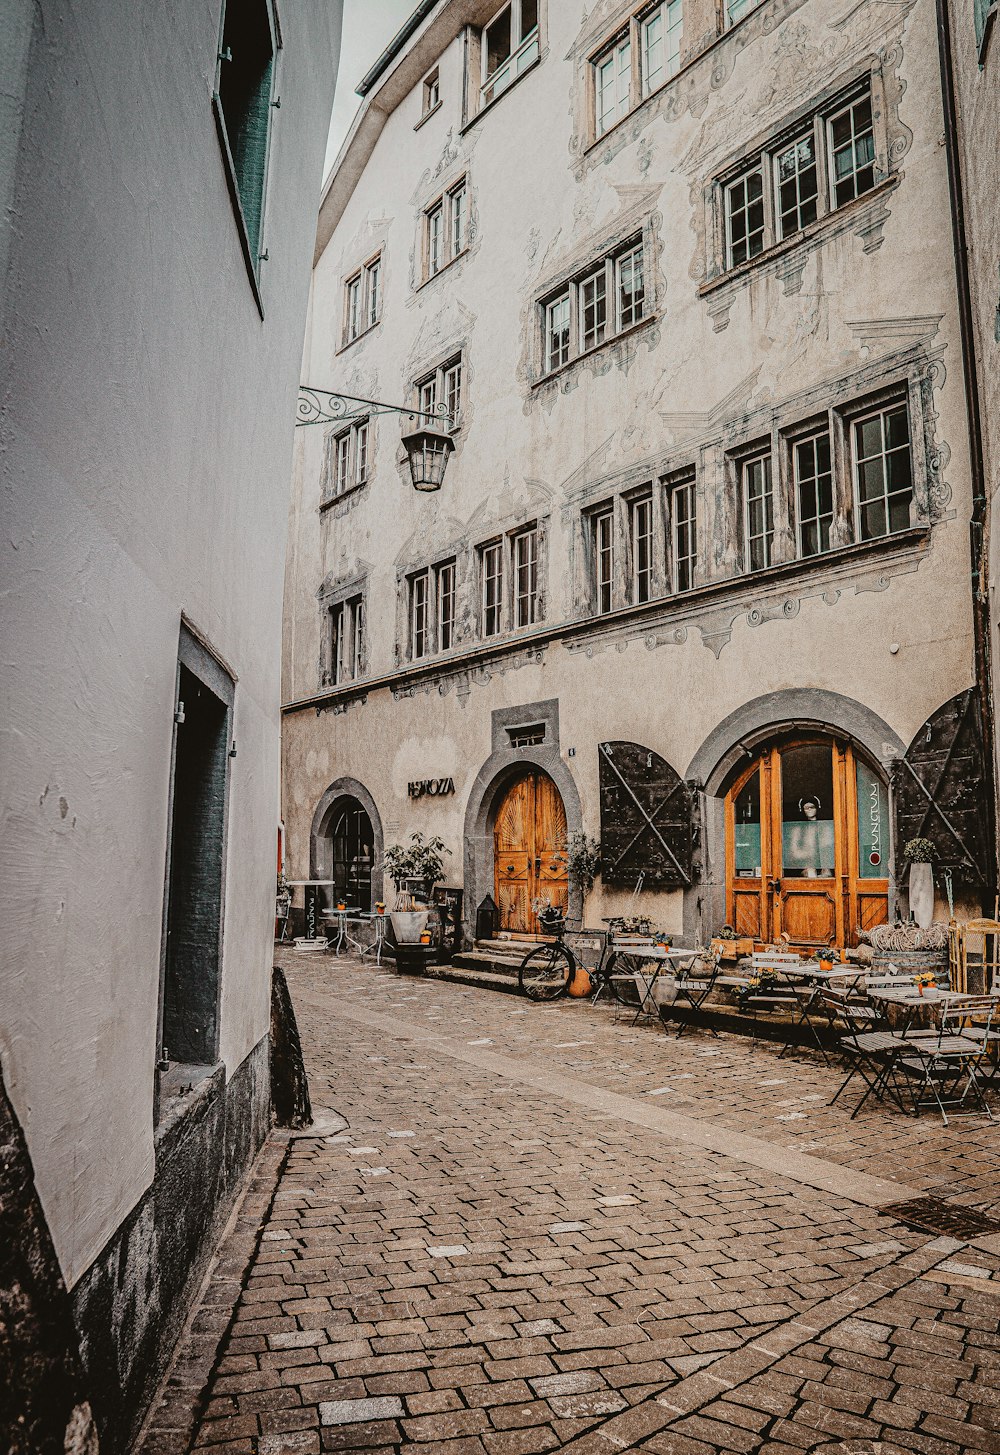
(408, 777, 455, 799)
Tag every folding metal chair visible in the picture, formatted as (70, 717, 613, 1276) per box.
(668, 948, 721, 1038)
(895, 997, 997, 1125)
(737, 952, 802, 1050)
(821, 989, 909, 1117)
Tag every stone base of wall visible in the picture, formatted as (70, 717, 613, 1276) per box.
(71, 1036, 271, 1455)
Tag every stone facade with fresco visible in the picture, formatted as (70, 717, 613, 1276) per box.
(283, 0, 995, 952)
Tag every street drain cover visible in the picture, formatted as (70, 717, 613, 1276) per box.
(879, 1196, 1000, 1240)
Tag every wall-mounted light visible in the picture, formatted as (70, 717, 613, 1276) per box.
(296, 387, 456, 493)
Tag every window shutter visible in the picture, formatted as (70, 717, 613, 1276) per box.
(975, 0, 998, 54)
(599, 741, 695, 889)
(892, 688, 992, 887)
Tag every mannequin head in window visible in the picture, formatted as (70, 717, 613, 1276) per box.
(800, 796, 820, 821)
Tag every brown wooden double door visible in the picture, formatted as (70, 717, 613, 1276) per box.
(494, 771, 568, 934)
(726, 738, 889, 948)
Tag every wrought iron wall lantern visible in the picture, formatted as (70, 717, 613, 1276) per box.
(296, 386, 455, 492)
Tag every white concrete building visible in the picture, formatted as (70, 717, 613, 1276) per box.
(1, 1, 341, 1446)
(282, 0, 994, 958)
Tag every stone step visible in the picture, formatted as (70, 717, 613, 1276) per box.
(452, 949, 522, 977)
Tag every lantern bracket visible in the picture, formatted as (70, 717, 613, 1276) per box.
(296, 385, 453, 431)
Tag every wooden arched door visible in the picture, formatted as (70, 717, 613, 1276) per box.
(494, 772, 568, 933)
(726, 738, 889, 948)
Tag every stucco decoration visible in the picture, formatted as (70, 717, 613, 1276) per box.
(518, 188, 662, 406)
(679, 11, 917, 328)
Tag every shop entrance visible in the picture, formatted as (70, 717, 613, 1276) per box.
(493, 771, 568, 933)
(326, 797, 375, 910)
(726, 737, 889, 947)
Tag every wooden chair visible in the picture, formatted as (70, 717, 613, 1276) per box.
(955, 920, 1000, 995)
(735, 951, 803, 1049)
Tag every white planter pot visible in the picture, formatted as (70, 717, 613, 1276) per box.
(908, 861, 934, 930)
(390, 910, 430, 945)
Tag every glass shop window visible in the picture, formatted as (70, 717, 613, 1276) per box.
(780, 744, 835, 878)
(734, 768, 762, 878)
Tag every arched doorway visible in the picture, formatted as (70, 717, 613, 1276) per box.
(326, 797, 374, 909)
(725, 735, 889, 947)
(493, 771, 568, 933)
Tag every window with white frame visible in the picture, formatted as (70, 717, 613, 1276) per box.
(793, 430, 834, 557)
(642, 2, 683, 96)
(581, 267, 607, 351)
(480, 540, 503, 637)
(540, 235, 647, 375)
(828, 92, 876, 207)
(450, 181, 467, 257)
(595, 32, 631, 137)
(482, 0, 539, 107)
(546, 292, 571, 372)
(427, 203, 444, 277)
(422, 68, 440, 116)
(742, 453, 774, 572)
(326, 419, 370, 500)
(513, 526, 539, 627)
(616, 243, 645, 329)
(725, 167, 765, 269)
(720, 82, 880, 273)
(436, 560, 457, 651)
(592, 2, 683, 140)
(409, 570, 430, 659)
(726, 0, 764, 24)
(422, 179, 468, 282)
(775, 131, 818, 239)
(669, 475, 697, 592)
(852, 400, 912, 541)
(630, 494, 653, 604)
(344, 255, 382, 344)
(329, 595, 364, 685)
(414, 354, 463, 430)
(594, 507, 614, 614)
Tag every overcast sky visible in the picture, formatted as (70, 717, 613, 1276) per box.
(324, 1, 417, 179)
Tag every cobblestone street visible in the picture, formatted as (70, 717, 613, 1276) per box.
(149, 952, 1000, 1455)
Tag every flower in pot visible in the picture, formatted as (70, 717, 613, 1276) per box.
(902, 837, 936, 930)
(384, 833, 452, 945)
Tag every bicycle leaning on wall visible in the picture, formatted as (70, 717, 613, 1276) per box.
(517, 908, 651, 1004)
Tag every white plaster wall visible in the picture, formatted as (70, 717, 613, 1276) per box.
(284, 0, 978, 926)
(0, 0, 342, 1286)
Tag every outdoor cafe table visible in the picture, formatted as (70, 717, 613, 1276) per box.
(623, 947, 704, 1024)
(866, 985, 977, 1032)
(771, 962, 864, 1059)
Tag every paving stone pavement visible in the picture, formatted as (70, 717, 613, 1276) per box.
(140, 951, 1000, 1455)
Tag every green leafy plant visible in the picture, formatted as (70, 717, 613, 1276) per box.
(555, 831, 602, 894)
(736, 968, 779, 1008)
(383, 832, 451, 888)
(902, 837, 936, 865)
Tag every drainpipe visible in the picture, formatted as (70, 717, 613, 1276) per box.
(935, 0, 998, 903)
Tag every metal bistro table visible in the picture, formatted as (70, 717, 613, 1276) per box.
(775, 962, 864, 1062)
(625, 947, 703, 1026)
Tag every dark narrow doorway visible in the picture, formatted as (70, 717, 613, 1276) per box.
(161, 662, 229, 1069)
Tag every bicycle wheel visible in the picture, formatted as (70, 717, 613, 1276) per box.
(604, 952, 658, 1007)
(519, 943, 573, 1001)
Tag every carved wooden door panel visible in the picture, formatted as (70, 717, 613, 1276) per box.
(493, 773, 568, 933)
(534, 773, 568, 920)
(494, 777, 532, 934)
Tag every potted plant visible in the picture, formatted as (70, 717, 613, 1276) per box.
(384, 833, 451, 944)
(902, 837, 936, 929)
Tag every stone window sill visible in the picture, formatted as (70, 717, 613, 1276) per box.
(336, 320, 381, 357)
